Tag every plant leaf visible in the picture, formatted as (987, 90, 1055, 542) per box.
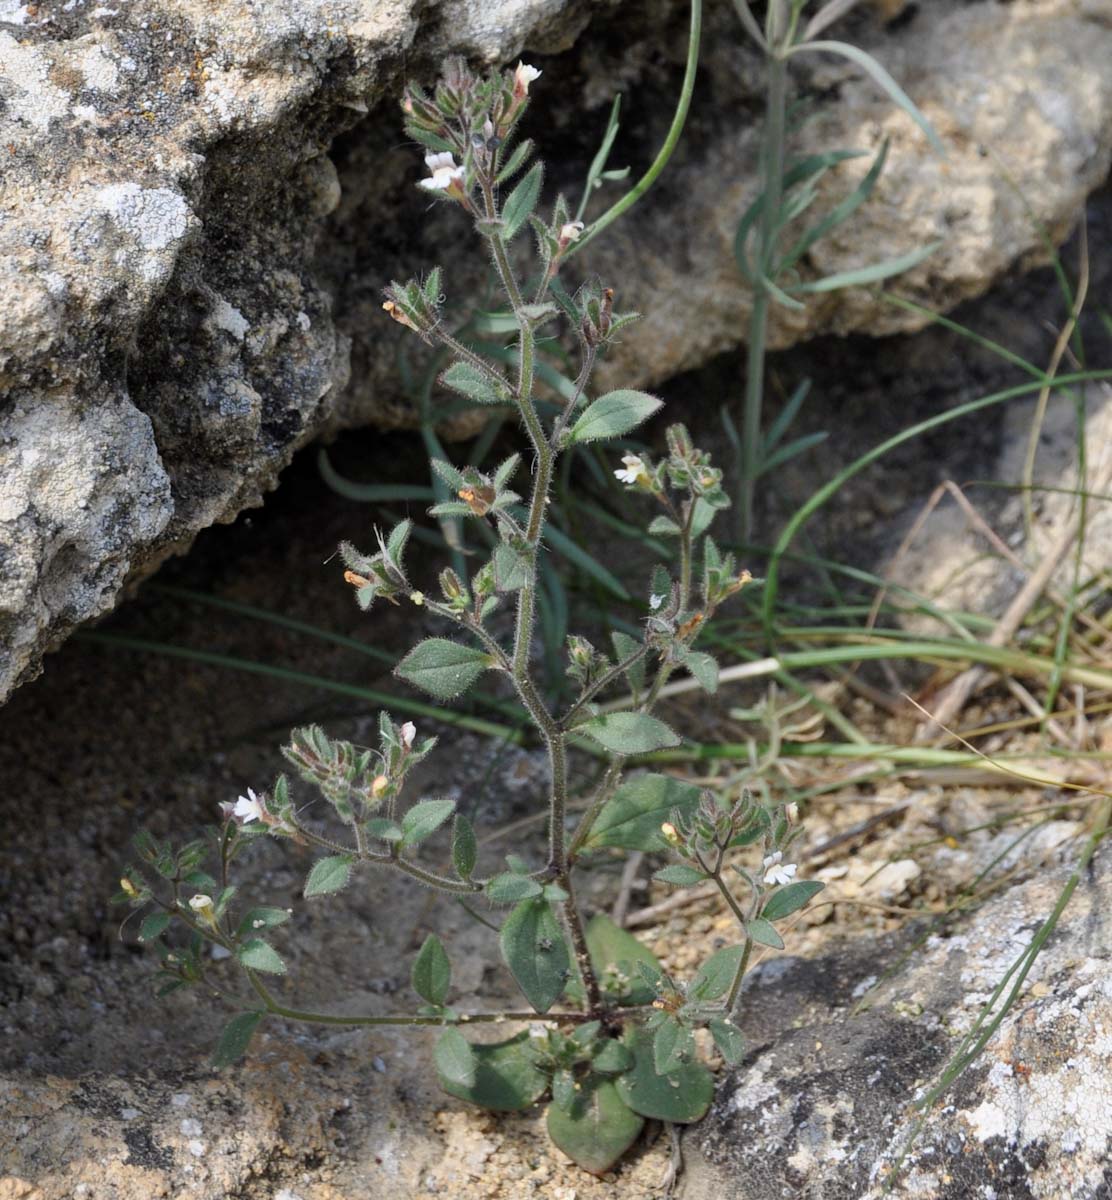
(610, 631, 647, 694)
(434, 1027, 476, 1088)
(212, 1011, 265, 1067)
(684, 650, 719, 694)
(236, 938, 287, 975)
(582, 773, 702, 853)
(502, 162, 544, 241)
(616, 1029, 714, 1123)
(746, 917, 785, 949)
(400, 798, 456, 848)
(304, 856, 352, 898)
(138, 912, 171, 943)
(708, 1017, 746, 1065)
(578, 713, 680, 754)
(546, 1076, 644, 1175)
(592, 1038, 634, 1074)
(689, 944, 744, 1001)
(792, 241, 942, 295)
(395, 639, 494, 700)
(437, 1031, 549, 1111)
(652, 1017, 695, 1075)
(499, 898, 570, 1013)
(441, 361, 507, 406)
(485, 872, 544, 903)
(653, 864, 707, 887)
(451, 814, 478, 880)
(236, 906, 292, 937)
(412, 934, 452, 1006)
(790, 40, 944, 152)
(762, 879, 825, 921)
(496, 138, 534, 184)
(567, 390, 663, 445)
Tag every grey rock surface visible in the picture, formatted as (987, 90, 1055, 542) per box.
(679, 844, 1112, 1200)
(4, 0, 1112, 706)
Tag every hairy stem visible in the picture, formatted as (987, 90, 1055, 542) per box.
(246, 972, 603, 1027)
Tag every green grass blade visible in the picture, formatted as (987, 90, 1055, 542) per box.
(317, 450, 435, 503)
(791, 40, 944, 152)
(791, 241, 942, 294)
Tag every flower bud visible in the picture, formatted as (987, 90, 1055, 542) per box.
(660, 822, 683, 849)
(120, 877, 140, 899)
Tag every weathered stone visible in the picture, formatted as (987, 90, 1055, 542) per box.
(679, 845, 1112, 1200)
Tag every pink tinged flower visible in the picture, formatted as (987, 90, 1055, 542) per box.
(762, 851, 797, 887)
(614, 454, 648, 486)
(418, 151, 466, 195)
(400, 721, 417, 748)
(558, 221, 584, 246)
(513, 62, 541, 99)
(233, 787, 265, 824)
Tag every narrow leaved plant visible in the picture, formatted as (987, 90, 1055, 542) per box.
(115, 59, 824, 1176)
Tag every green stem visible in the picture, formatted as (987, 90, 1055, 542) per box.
(559, 872, 604, 1014)
(726, 936, 754, 1013)
(571, 0, 702, 254)
(246, 972, 600, 1027)
(741, 38, 788, 545)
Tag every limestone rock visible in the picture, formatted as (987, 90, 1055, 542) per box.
(0, 0, 596, 704)
(679, 844, 1112, 1200)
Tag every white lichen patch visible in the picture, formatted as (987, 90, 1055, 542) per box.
(208, 296, 250, 341)
(95, 184, 192, 252)
(78, 42, 120, 92)
(0, 32, 71, 132)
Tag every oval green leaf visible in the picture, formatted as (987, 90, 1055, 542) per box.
(578, 712, 680, 754)
(568, 390, 663, 444)
(438, 1031, 548, 1111)
(616, 1030, 714, 1123)
(583, 773, 702, 852)
(212, 1011, 265, 1068)
(400, 798, 456, 848)
(412, 933, 451, 1006)
(762, 880, 825, 921)
(546, 1076, 644, 1175)
(235, 938, 287, 975)
(499, 898, 570, 1013)
(304, 855, 352, 898)
(395, 639, 493, 700)
(434, 1027, 476, 1088)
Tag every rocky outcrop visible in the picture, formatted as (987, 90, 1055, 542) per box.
(4, 0, 1112, 704)
(0, 0, 597, 705)
(679, 844, 1112, 1200)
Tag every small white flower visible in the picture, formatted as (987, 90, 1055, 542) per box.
(784, 802, 800, 825)
(762, 851, 797, 887)
(232, 787, 265, 824)
(418, 151, 465, 193)
(614, 454, 648, 486)
(400, 721, 417, 748)
(649, 593, 665, 611)
(188, 894, 213, 913)
(513, 62, 542, 97)
(558, 221, 584, 244)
